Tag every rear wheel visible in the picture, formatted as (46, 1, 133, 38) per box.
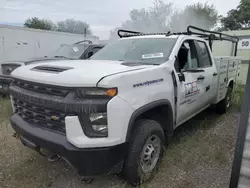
(124, 119, 165, 186)
(216, 86, 233, 113)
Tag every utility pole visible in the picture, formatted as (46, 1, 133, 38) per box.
(84, 28, 87, 40)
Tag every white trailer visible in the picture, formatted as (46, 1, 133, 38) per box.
(0, 24, 99, 64)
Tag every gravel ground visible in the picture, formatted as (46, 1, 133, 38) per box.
(0, 99, 240, 188)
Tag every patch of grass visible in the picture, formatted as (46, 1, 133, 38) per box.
(232, 83, 245, 110)
(162, 109, 233, 173)
(175, 180, 194, 188)
(213, 148, 229, 165)
(0, 98, 12, 119)
(139, 183, 149, 188)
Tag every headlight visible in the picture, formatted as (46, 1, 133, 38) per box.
(90, 113, 108, 136)
(76, 88, 117, 98)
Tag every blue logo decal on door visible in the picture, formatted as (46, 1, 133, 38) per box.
(184, 81, 200, 98)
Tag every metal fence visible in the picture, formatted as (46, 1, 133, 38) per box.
(230, 62, 250, 188)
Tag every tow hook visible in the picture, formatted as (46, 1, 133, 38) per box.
(48, 154, 61, 163)
(81, 177, 94, 184)
(13, 133, 60, 162)
(12, 132, 19, 139)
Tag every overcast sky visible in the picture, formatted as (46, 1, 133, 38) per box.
(1, 0, 240, 39)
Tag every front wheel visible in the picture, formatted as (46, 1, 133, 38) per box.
(124, 119, 165, 186)
(216, 86, 233, 113)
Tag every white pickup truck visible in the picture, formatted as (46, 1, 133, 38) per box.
(9, 26, 240, 185)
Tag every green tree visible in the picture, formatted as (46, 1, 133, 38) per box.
(110, 1, 218, 39)
(221, 0, 250, 30)
(56, 19, 92, 35)
(24, 17, 55, 30)
(109, 0, 173, 39)
(238, 0, 250, 28)
(171, 2, 218, 32)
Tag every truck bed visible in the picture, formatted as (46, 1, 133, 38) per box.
(213, 56, 241, 104)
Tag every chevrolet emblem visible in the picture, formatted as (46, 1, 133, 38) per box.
(51, 115, 59, 121)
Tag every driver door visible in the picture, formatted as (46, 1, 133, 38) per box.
(175, 40, 207, 125)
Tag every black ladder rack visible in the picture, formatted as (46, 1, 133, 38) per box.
(117, 25, 239, 56)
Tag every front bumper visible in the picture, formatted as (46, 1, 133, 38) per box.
(10, 114, 127, 176)
(0, 75, 13, 95)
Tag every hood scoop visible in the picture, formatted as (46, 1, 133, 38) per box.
(31, 65, 73, 73)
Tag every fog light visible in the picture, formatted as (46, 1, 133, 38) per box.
(89, 113, 108, 135)
(92, 125, 107, 132)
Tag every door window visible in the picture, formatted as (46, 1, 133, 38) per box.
(196, 41, 212, 68)
(92, 47, 102, 54)
(175, 40, 199, 72)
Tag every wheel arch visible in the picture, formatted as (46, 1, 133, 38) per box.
(228, 79, 234, 89)
(125, 99, 174, 142)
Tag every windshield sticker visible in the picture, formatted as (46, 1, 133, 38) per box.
(73, 47, 79, 52)
(142, 53, 164, 59)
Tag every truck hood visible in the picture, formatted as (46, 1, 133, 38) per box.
(1, 57, 69, 76)
(11, 60, 151, 87)
(2, 57, 69, 66)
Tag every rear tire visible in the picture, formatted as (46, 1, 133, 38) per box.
(216, 86, 233, 113)
(124, 119, 165, 186)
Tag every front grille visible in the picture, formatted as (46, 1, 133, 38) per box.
(2, 64, 21, 75)
(13, 98, 66, 134)
(13, 79, 69, 97)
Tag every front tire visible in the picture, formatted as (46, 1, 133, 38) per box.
(124, 119, 165, 186)
(216, 86, 233, 113)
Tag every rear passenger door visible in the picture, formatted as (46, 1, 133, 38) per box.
(195, 41, 218, 105)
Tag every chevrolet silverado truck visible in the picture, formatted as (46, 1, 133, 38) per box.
(0, 40, 105, 97)
(8, 26, 240, 185)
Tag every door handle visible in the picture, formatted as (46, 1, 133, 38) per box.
(197, 75, 205, 80)
(213, 72, 218, 76)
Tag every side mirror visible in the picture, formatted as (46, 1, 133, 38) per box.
(178, 72, 185, 82)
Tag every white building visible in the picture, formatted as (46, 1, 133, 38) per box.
(213, 30, 250, 84)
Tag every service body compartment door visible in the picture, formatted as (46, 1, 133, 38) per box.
(213, 56, 241, 104)
(228, 57, 239, 81)
(214, 57, 229, 103)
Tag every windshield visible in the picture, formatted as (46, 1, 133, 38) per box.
(90, 38, 176, 65)
(51, 44, 88, 59)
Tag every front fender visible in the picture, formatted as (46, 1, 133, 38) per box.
(125, 99, 174, 142)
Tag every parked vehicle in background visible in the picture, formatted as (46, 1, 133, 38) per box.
(0, 24, 99, 64)
(0, 40, 105, 97)
(8, 26, 240, 185)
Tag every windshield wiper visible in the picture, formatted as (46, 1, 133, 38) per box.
(121, 62, 159, 66)
(53, 56, 72, 59)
